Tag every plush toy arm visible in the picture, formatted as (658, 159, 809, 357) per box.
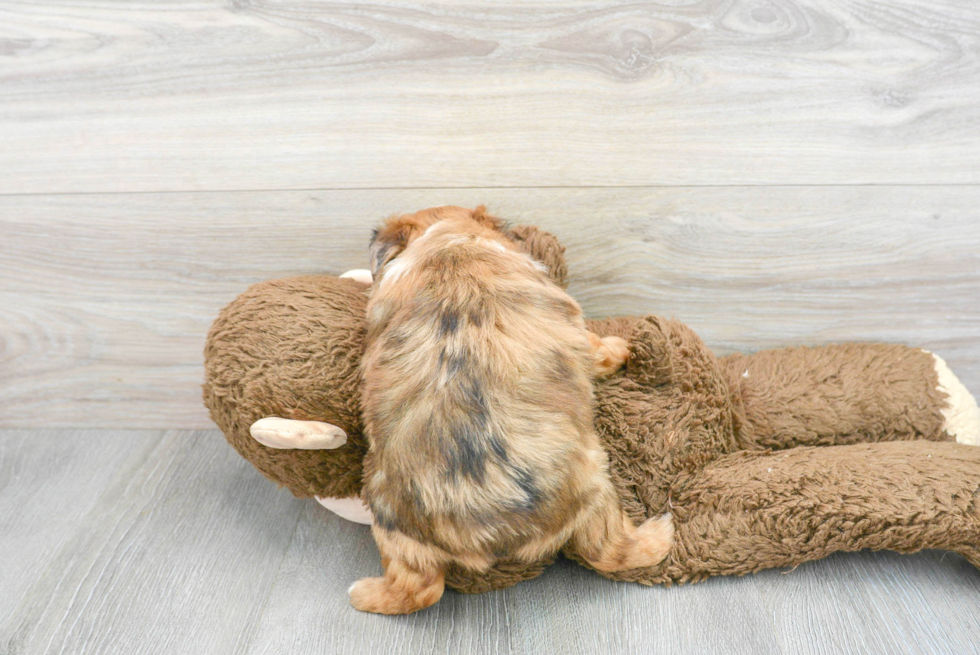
(720, 344, 979, 451)
(629, 440, 980, 584)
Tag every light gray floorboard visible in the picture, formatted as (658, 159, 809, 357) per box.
(2, 430, 978, 655)
(0, 429, 305, 655)
(755, 551, 980, 655)
(3, 186, 978, 428)
(0, 430, 159, 637)
(246, 502, 782, 655)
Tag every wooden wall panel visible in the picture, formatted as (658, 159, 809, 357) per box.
(1, 1, 979, 192)
(2, 187, 977, 428)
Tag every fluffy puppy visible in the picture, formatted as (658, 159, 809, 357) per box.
(351, 206, 673, 614)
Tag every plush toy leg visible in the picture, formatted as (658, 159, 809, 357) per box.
(719, 344, 978, 450)
(637, 440, 980, 584)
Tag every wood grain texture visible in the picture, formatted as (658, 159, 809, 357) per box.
(2, 0, 980, 193)
(755, 550, 980, 655)
(1, 430, 978, 655)
(2, 186, 977, 428)
(0, 429, 306, 655)
(0, 429, 160, 640)
(246, 499, 783, 655)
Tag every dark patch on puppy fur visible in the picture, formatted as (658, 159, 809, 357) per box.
(489, 436, 509, 463)
(441, 403, 493, 485)
(548, 348, 576, 383)
(513, 467, 543, 512)
(438, 309, 460, 337)
(444, 421, 489, 484)
(438, 349, 466, 378)
(409, 480, 427, 513)
(460, 376, 488, 414)
(372, 502, 399, 533)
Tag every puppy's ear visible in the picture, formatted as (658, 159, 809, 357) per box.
(369, 226, 403, 278)
(370, 216, 426, 278)
(471, 206, 505, 232)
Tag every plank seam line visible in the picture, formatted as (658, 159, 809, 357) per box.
(2, 182, 980, 198)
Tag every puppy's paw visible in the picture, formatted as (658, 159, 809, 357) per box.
(349, 576, 391, 614)
(592, 335, 631, 378)
(349, 573, 444, 615)
(634, 513, 674, 568)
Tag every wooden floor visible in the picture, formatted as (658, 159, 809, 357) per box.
(2, 0, 980, 652)
(1, 429, 977, 655)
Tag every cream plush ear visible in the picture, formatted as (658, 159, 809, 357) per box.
(249, 417, 348, 450)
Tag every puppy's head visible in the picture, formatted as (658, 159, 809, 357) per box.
(369, 205, 504, 277)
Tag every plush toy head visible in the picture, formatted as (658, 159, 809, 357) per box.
(202, 224, 570, 502)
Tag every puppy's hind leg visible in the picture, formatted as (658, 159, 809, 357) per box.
(587, 331, 630, 378)
(349, 528, 446, 615)
(569, 482, 673, 573)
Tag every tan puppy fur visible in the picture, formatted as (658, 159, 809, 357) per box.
(351, 206, 673, 614)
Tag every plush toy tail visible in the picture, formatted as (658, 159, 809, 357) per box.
(638, 440, 980, 584)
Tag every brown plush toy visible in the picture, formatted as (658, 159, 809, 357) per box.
(203, 219, 980, 595)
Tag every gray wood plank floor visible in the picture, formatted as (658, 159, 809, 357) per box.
(2, 430, 978, 655)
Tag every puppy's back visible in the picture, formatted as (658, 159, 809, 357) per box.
(362, 218, 605, 559)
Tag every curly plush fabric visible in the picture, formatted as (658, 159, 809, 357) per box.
(204, 275, 369, 499)
(660, 440, 980, 582)
(721, 344, 947, 450)
(203, 225, 980, 594)
(506, 224, 569, 289)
